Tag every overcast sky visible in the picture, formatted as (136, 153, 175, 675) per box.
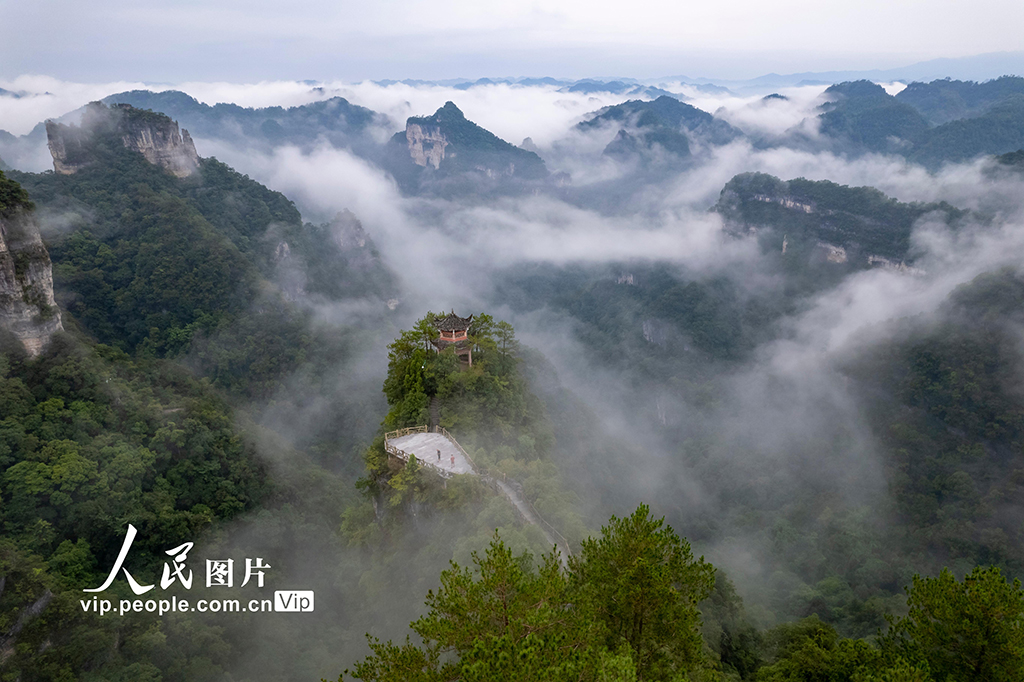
(2, 0, 1023, 82)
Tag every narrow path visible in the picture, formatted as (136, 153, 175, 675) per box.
(494, 479, 567, 565)
(388, 427, 571, 566)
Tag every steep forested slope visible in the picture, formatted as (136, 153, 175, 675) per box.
(11, 103, 394, 399)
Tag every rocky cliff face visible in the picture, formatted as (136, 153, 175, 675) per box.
(46, 102, 199, 177)
(406, 122, 449, 169)
(0, 175, 62, 356)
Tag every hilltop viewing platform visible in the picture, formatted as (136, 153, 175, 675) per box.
(385, 426, 476, 476)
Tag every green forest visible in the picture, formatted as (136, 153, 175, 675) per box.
(334, 507, 1024, 682)
(3, 92, 1024, 682)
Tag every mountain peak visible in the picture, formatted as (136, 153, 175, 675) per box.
(824, 80, 889, 99)
(45, 101, 200, 177)
(387, 100, 548, 193)
(438, 101, 464, 117)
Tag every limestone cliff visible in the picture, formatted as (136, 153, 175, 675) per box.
(391, 102, 548, 182)
(0, 173, 62, 356)
(46, 102, 199, 177)
(406, 121, 449, 169)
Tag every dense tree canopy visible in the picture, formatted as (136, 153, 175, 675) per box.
(339, 506, 715, 682)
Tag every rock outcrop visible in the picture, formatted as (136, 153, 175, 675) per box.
(0, 173, 62, 356)
(406, 121, 449, 169)
(385, 102, 549, 195)
(46, 102, 199, 177)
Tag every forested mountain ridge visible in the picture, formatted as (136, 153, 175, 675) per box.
(817, 78, 1024, 166)
(102, 89, 385, 156)
(579, 95, 742, 165)
(0, 306, 272, 679)
(10, 101, 394, 397)
(715, 171, 964, 266)
(846, 268, 1024, 577)
(46, 101, 200, 177)
(817, 81, 930, 154)
(357, 312, 585, 546)
(896, 75, 1024, 125)
(0, 106, 397, 681)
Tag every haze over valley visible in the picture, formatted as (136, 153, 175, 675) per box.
(4, 4, 1024, 678)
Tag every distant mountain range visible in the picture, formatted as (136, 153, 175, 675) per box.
(815, 78, 1024, 167)
(359, 52, 1024, 92)
(667, 51, 1024, 91)
(3, 72, 1024, 195)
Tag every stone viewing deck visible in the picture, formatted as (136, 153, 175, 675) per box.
(387, 430, 475, 476)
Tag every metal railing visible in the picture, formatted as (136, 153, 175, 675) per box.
(520, 491, 573, 561)
(437, 426, 479, 472)
(384, 425, 428, 442)
(484, 475, 573, 562)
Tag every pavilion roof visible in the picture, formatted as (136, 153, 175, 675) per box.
(434, 311, 473, 332)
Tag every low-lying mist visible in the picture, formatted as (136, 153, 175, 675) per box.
(187, 86, 1024, 618)
(12, 73, 1024, 675)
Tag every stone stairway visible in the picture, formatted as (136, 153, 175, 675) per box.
(428, 395, 441, 431)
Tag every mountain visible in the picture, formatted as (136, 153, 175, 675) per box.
(101, 89, 385, 155)
(518, 77, 570, 87)
(814, 78, 1024, 167)
(817, 80, 930, 154)
(995, 148, 1024, 169)
(909, 96, 1024, 167)
(47, 101, 199, 177)
(384, 101, 549, 196)
(564, 79, 679, 99)
(689, 51, 1024, 91)
(0, 167, 278, 682)
(580, 95, 742, 147)
(13, 101, 394, 394)
(896, 76, 1024, 125)
(715, 171, 963, 267)
(577, 95, 743, 167)
(0, 92, 412, 680)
